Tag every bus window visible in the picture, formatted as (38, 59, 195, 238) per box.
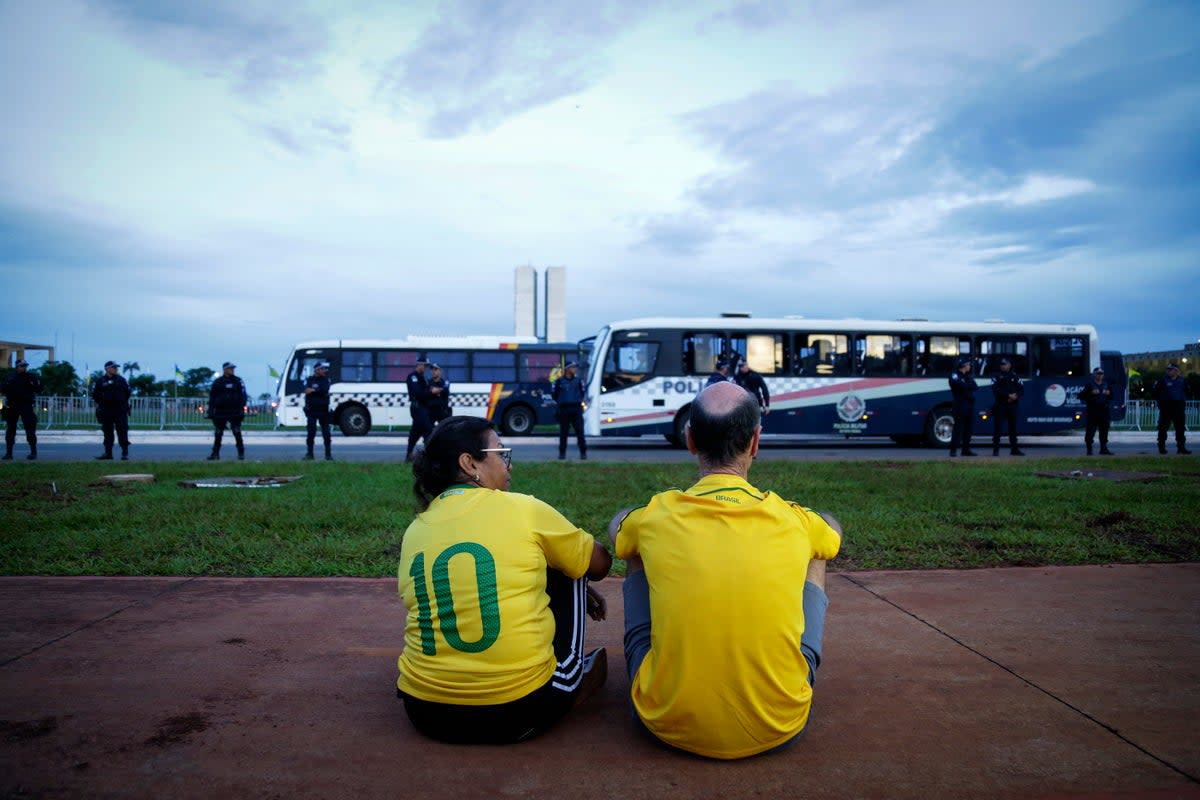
(602, 341, 659, 392)
(288, 352, 330, 385)
(1034, 336, 1086, 377)
(521, 352, 563, 382)
(433, 351, 469, 382)
(796, 334, 851, 376)
(729, 334, 786, 375)
(978, 337, 1029, 377)
(682, 332, 725, 375)
(376, 350, 417, 382)
(916, 335, 968, 376)
(855, 334, 912, 376)
(343, 350, 374, 382)
(472, 352, 517, 382)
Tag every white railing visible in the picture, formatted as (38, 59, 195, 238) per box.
(1115, 400, 1200, 431)
(10, 396, 277, 430)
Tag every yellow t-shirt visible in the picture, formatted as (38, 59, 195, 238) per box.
(615, 473, 842, 759)
(397, 486, 595, 705)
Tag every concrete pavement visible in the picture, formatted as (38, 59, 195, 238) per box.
(2, 565, 1198, 799)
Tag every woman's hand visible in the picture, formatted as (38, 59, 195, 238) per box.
(586, 585, 607, 621)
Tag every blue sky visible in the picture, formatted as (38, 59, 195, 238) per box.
(1, 0, 1197, 397)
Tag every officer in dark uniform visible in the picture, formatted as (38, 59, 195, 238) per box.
(207, 362, 248, 461)
(948, 355, 978, 457)
(92, 360, 132, 460)
(735, 361, 770, 417)
(304, 361, 333, 461)
(551, 361, 587, 460)
(1079, 367, 1114, 456)
(427, 363, 452, 426)
(989, 357, 1024, 456)
(1153, 363, 1191, 455)
(706, 359, 731, 386)
(2, 359, 42, 461)
(405, 354, 433, 462)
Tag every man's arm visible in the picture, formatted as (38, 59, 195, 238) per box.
(586, 540, 612, 580)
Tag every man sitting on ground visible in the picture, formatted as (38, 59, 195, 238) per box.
(611, 381, 842, 759)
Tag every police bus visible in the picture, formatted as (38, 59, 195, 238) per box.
(582, 315, 1127, 446)
(275, 337, 582, 436)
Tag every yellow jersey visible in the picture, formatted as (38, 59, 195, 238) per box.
(397, 486, 595, 705)
(616, 473, 841, 759)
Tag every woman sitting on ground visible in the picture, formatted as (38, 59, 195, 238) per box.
(396, 416, 611, 744)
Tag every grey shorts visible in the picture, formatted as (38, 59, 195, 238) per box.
(622, 569, 830, 751)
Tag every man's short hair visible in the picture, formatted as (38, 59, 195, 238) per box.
(687, 383, 761, 464)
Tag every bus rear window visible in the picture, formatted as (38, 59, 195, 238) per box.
(1035, 336, 1087, 377)
(603, 341, 659, 392)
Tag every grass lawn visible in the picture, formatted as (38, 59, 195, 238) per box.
(1, 457, 1197, 577)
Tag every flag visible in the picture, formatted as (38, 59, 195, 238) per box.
(268, 364, 280, 378)
(174, 364, 185, 380)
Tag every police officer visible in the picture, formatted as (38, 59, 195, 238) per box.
(989, 357, 1024, 456)
(948, 355, 978, 457)
(706, 359, 731, 386)
(735, 360, 770, 417)
(92, 360, 132, 460)
(207, 362, 248, 461)
(405, 354, 433, 462)
(304, 361, 333, 461)
(2, 359, 42, 461)
(1079, 366, 1114, 456)
(426, 363, 452, 426)
(1153, 363, 1191, 455)
(551, 361, 587, 460)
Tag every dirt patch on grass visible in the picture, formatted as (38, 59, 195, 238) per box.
(1087, 510, 1192, 560)
(1037, 469, 1167, 482)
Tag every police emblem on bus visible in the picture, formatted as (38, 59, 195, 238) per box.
(1044, 384, 1067, 408)
(836, 394, 866, 422)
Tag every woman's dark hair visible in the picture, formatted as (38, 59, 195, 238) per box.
(412, 416, 493, 510)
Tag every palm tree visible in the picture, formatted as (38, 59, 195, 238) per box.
(122, 361, 140, 380)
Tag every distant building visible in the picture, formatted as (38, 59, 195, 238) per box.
(1123, 342, 1200, 374)
(513, 266, 567, 342)
(1, 340, 55, 368)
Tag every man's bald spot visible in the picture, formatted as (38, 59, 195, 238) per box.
(695, 381, 756, 418)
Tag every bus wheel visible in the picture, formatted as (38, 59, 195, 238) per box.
(925, 406, 954, 447)
(666, 405, 690, 448)
(338, 405, 372, 437)
(501, 404, 535, 436)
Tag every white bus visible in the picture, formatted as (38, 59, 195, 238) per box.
(275, 337, 582, 436)
(582, 316, 1127, 446)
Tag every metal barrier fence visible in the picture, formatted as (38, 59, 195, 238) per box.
(6, 396, 1193, 433)
(18, 396, 277, 431)
(1113, 400, 1200, 431)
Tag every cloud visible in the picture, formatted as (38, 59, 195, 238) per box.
(376, 0, 654, 137)
(90, 0, 332, 96)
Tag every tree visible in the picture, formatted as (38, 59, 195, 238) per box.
(37, 361, 83, 396)
(130, 373, 169, 397)
(180, 367, 215, 396)
(121, 361, 140, 380)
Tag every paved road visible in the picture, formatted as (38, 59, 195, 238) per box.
(15, 429, 1169, 463)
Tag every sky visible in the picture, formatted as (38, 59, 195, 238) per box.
(2, 0, 1198, 398)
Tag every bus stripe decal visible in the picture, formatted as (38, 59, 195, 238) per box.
(485, 384, 503, 421)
